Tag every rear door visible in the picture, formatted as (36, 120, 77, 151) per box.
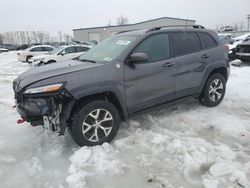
(171, 31, 203, 99)
(196, 32, 219, 86)
(124, 33, 177, 113)
(30, 47, 46, 56)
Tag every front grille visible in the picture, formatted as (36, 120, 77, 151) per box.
(237, 45, 250, 53)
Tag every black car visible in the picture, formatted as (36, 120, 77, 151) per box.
(1, 44, 17, 50)
(13, 25, 230, 146)
(235, 41, 250, 62)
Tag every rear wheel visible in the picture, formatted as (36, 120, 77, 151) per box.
(199, 73, 226, 107)
(26, 56, 33, 62)
(70, 100, 120, 146)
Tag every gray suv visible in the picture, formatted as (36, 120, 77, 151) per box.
(13, 25, 230, 146)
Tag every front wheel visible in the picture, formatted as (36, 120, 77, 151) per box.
(199, 73, 226, 107)
(70, 100, 120, 146)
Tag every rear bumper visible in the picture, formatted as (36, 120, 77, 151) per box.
(17, 55, 26, 62)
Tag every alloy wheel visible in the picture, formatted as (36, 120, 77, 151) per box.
(209, 79, 224, 102)
(82, 109, 113, 142)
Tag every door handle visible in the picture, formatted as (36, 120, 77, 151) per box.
(163, 62, 175, 68)
(201, 54, 209, 59)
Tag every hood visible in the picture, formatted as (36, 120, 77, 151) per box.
(13, 60, 102, 92)
(239, 41, 250, 46)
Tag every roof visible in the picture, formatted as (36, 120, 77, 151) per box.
(73, 17, 196, 31)
(118, 27, 207, 37)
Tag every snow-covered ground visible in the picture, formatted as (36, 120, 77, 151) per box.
(0, 51, 250, 188)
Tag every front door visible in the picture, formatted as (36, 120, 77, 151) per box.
(124, 33, 177, 114)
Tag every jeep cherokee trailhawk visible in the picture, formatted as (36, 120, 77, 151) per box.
(13, 25, 230, 146)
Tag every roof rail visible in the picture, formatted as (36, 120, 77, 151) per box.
(146, 25, 205, 33)
(115, 30, 136, 35)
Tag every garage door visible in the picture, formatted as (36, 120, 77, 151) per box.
(88, 32, 101, 43)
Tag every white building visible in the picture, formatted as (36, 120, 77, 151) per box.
(73, 17, 196, 43)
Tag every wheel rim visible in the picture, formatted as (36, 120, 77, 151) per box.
(82, 109, 113, 142)
(209, 79, 224, 102)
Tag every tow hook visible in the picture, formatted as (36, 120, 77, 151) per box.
(17, 118, 26, 124)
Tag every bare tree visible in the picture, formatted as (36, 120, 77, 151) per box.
(0, 34, 3, 45)
(58, 31, 62, 42)
(116, 15, 128, 25)
(37, 32, 45, 43)
(31, 31, 38, 43)
(239, 22, 245, 31)
(233, 23, 239, 31)
(64, 34, 71, 42)
(107, 20, 112, 26)
(44, 32, 50, 43)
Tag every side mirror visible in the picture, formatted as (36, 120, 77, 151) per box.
(128, 53, 148, 63)
(61, 51, 66, 56)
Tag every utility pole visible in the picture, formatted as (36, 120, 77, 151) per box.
(247, 14, 250, 31)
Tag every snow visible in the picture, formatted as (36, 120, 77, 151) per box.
(233, 33, 250, 41)
(0, 52, 250, 188)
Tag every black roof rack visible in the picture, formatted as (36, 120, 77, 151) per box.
(115, 30, 136, 35)
(146, 25, 205, 33)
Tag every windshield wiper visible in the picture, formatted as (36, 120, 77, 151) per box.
(79, 59, 96, 64)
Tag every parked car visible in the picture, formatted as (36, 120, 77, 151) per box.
(232, 33, 250, 45)
(13, 25, 230, 146)
(16, 44, 30, 51)
(1, 44, 18, 51)
(30, 45, 91, 66)
(218, 33, 234, 44)
(17, 45, 55, 62)
(235, 41, 250, 62)
(0, 47, 9, 53)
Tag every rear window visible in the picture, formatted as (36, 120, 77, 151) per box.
(172, 32, 202, 56)
(198, 32, 218, 49)
(75, 46, 89, 52)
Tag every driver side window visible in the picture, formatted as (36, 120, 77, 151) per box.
(133, 33, 170, 63)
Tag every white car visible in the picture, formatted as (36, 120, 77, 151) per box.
(0, 48, 9, 53)
(232, 33, 250, 45)
(31, 45, 91, 66)
(17, 45, 55, 62)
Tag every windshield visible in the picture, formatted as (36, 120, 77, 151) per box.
(79, 35, 136, 62)
(50, 46, 65, 55)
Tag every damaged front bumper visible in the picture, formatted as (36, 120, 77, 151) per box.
(15, 90, 74, 135)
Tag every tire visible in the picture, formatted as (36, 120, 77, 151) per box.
(199, 73, 226, 107)
(70, 100, 120, 146)
(26, 56, 33, 62)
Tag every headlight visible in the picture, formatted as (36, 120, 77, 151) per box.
(24, 83, 63, 94)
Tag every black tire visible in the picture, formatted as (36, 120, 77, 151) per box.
(70, 100, 120, 146)
(26, 56, 33, 62)
(199, 73, 226, 107)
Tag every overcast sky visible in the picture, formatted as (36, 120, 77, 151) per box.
(0, 0, 249, 35)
